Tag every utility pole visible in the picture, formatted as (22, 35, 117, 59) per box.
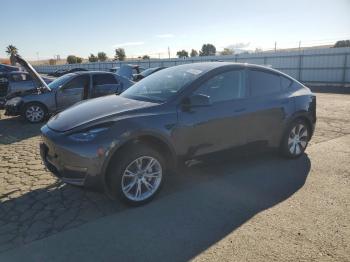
(274, 42, 277, 52)
(298, 41, 301, 51)
(168, 46, 170, 59)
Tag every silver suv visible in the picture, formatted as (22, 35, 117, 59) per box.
(4, 56, 134, 123)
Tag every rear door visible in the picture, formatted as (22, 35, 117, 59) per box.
(245, 69, 294, 145)
(176, 68, 249, 157)
(92, 73, 122, 97)
(56, 75, 90, 110)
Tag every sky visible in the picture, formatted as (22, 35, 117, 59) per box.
(1, 0, 349, 60)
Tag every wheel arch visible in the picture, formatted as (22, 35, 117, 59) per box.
(101, 132, 177, 192)
(288, 111, 314, 137)
(22, 101, 49, 115)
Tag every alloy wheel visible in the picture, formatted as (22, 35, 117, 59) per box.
(25, 105, 44, 123)
(121, 156, 162, 202)
(288, 123, 308, 155)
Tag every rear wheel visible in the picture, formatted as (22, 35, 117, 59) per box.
(23, 103, 47, 123)
(280, 119, 310, 158)
(106, 144, 165, 206)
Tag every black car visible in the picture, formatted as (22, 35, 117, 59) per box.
(0, 64, 20, 73)
(49, 68, 88, 77)
(40, 62, 316, 205)
(133, 67, 166, 81)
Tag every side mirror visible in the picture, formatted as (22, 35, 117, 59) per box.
(183, 94, 211, 109)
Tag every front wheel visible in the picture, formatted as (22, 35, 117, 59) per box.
(280, 119, 310, 158)
(107, 144, 165, 206)
(23, 103, 47, 123)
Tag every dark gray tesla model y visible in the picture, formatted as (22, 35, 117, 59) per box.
(40, 62, 316, 205)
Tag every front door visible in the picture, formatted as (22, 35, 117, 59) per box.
(175, 69, 248, 158)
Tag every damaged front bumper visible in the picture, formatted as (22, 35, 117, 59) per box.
(4, 97, 23, 116)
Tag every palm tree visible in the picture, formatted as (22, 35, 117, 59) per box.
(6, 45, 18, 65)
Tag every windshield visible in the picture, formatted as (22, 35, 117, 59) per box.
(121, 65, 205, 102)
(48, 73, 75, 90)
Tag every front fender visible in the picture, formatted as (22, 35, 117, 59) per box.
(100, 128, 177, 180)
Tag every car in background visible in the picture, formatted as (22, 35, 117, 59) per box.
(48, 68, 88, 77)
(5, 55, 134, 123)
(133, 67, 166, 81)
(39, 62, 316, 205)
(110, 64, 144, 80)
(0, 71, 53, 108)
(0, 64, 20, 73)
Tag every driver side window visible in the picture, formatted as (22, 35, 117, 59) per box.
(194, 70, 246, 103)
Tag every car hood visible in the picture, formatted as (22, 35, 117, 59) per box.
(47, 95, 156, 132)
(14, 55, 50, 91)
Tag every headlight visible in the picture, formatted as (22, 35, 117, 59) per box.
(6, 97, 22, 106)
(68, 127, 108, 142)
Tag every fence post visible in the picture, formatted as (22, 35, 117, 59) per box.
(342, 53, 348, 85)
(298, 52, 303, 82)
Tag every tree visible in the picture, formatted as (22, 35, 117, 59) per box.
(6, 45, 18, 65)
(88, 54, 98, 62)
(199, 44, 216, 56)
(76, 57, 83, 63)
(115, 48, 126, 61)
(220, 48, 234, 56)
(97, 52, 107, 61)
(176, 50, 189, 58)
(142, 55, 150, 60)
(334, 40, 350, 48)
(67, 55, 77, 64)
(190, 49, 198, 57)
(49, 59, 56, 65)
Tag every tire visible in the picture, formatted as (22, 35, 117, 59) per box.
(106, 144, 166, 206)
(280, 118, 310, 158)
(23, 103, 47, 123)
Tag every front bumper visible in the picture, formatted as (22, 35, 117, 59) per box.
(4, 99, 22, 116)
(40, 125, 105, 189)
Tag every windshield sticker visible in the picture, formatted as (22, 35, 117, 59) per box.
(186, 69, 202, 75)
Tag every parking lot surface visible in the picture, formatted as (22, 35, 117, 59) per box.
(0, 92, 349, 261)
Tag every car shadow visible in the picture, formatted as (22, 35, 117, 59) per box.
(0, 114, 42, 145)
(0, 152, 311, 260)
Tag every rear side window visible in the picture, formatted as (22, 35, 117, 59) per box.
(249, 70, 281, 96)
(280, 76, 293, 89)
(10, 73, 32, 82)
(194, 70, 245, 103)
(93, 74, 118, 86)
